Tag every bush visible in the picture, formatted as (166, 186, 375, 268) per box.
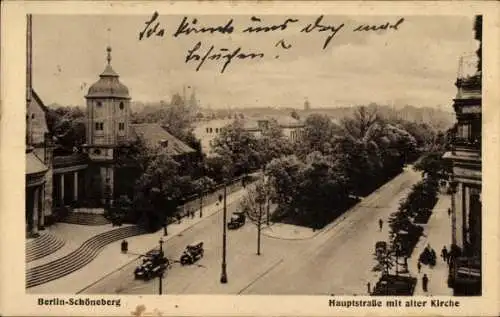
(371, 274, 417, 296)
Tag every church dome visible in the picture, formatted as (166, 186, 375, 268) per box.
(86, 47, 130, 99)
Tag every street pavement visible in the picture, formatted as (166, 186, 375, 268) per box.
(82, 167, 423, 295)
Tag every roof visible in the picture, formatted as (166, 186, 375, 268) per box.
(242, 115, 304, 130)
(30, 89, 49, 113)
(26, 150, 48, 175)
(85, 49, 130, 99)
(131, 123, 196, 156)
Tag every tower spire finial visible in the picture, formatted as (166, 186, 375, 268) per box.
(106, 46, 112, 65)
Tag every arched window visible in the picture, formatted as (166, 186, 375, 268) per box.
(119, 102, 124, 110)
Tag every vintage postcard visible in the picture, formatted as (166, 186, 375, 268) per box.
(1, 1, 499, 316)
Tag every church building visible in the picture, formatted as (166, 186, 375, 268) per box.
(25, 15, 195, 235)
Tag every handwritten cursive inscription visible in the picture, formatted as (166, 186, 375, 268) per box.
(139, 12, 166, 40)
(243, 16, 299, 33)
(138, 13, 407, 73)
(353, 17, 405, 32)
(185, 41, 265, 73)
(174, 17, 235, 37)
(300, 15, 345, 50)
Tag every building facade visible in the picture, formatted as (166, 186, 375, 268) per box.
(25, 14, 195, 234)
(443, 16, 482, 296)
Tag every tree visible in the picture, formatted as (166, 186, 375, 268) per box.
(290, 110, 300, 120)
(301, 114, 339, 155)
(257, 119, 293, 166)
(266, 155, 304, 208)
(341, 106, 380, 140)
(205, 155, 232, 184)
(295, 152, 349, 229)
(240, 179, 269, 255)
(133, 149, 184, 231)
(211, 120, 261, 175)
(193, 176, 216, 218)
(46, 106, 86, 151)
(413, 152, 451, 180)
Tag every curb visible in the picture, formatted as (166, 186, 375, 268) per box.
(77, 190, 245, 294)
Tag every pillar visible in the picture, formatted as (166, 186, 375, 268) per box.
(450, 181, 458, 246)
(464, 185, 471, 246)
(32, 186, 39, 235)
(39, 184, 45, 229)
(74, 171, 79, 201)
(60, 174, 65, 206)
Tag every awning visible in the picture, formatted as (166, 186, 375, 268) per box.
(26, 151, 48, 175)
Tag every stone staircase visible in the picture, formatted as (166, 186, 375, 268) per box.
(26, 225, 146, 288)
(26, 232, 66, 263)
(61, 212, 110, 226)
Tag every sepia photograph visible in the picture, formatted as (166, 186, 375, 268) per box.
(1, 1, 498, 316)
(24, 13, 483, 297)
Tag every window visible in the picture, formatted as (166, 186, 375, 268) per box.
(206, 128, 210, 133)
(215, 128, 219, 133)
(210, 128, 213, 133)
(95, 122, 104, 130)
(94, 149, 101, 155)
(97, 101, 102, 107)
(119, 122, 125, 130)
(32, 114, 35, 119)
(119, 102, 124, 110)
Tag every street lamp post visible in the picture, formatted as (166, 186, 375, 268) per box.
(159, 238, 164, 295)
(220, 182, 228, 284)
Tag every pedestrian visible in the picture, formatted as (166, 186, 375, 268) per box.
(378, 219, 383, 231)
(417, 261, 422, 273)
(422, 274, 429, 292)
(367, 282, 371, 295)
(448, 208, 451, 217)
(441, 246, 448, 262)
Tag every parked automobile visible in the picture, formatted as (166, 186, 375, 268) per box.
(134, 250, 168, 280)
(180, 242, 204, 265)
(228, 211, 246, 230)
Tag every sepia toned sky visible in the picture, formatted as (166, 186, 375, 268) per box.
(32, 14, 479, 109)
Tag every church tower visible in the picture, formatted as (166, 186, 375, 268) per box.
(84, 47, 131, 205)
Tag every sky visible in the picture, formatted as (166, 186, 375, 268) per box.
(32, 14, 479, 109)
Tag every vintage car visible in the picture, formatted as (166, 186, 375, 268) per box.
(227, 211, 246, 230)
(134, 250, 168, 280)
(180, 242, 204, 265)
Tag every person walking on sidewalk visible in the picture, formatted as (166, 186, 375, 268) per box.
(447, 208, 451, 217)
(378, 219, 383, 231)
(422, 274, 429, 292)
(417, 261, 422, 273)
(441, 246, 449, 262)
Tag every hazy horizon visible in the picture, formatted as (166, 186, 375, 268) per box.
(33, 14, 478, 111)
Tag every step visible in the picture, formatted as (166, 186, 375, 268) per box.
(26, 226, 145, 288)
(61, 213, 111, 226)
(26, 232, 66, 263)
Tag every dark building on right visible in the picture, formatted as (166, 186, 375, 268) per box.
(443, 15, 482, 296)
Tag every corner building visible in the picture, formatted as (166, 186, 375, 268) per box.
(443, 16, 482, 296)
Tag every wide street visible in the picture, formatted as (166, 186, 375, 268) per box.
(82, 167, 421, 295)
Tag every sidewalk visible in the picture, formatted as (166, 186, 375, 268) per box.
(27, 187, 248, 294)
(411, 194, 453, 296)
(261, 223, 318, 240)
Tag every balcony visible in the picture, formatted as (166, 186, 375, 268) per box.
(53, 153, 89, 169)
(453, 256, 481, 283)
